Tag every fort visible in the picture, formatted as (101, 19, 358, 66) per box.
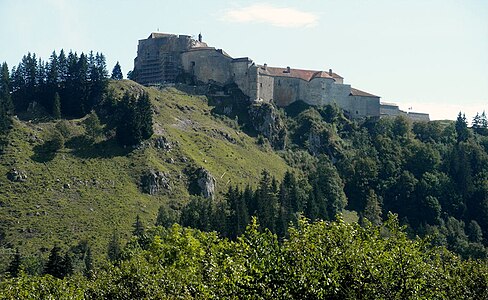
(133, 32, 429, 121)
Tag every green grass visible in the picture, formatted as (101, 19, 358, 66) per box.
(0, 80, 290, 269)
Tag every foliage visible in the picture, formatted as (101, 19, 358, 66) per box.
(115, 91, 153, 146)
(1, 216, 488, 299)
(110, 61, 123, 80)
(83, 110, 103, 142)
(10, 50, 108, 118)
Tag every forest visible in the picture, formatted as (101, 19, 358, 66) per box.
(1, 51, 488, 298)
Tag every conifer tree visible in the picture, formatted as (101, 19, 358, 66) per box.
(84, 246, 93, 277)
(52, 92, 61, 119)
(136, 92, 154, 140)
(7, 248, 21, 277)
(455, 112, 469, 143)
(44, 246, 65, 278)
(107, 232, 121, 262)
(132, 215, 145, 239)
(111, 61, 123, 80)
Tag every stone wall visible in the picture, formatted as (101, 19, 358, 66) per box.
(257, 74, 274, 102)
(272, 76, 300, 107)
(181, 48, 233, 85)
(346, 95, 381, 117)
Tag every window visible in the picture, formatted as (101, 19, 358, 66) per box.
(260, 83, 263, 88)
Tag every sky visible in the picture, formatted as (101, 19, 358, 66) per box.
(0, 0, 487, 121)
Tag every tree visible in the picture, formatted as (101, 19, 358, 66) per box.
(107, 232, 121, 262)
(52, 92, 61, 119)
(155, 204, 179, 228)
(83, 110, 103, 142)
(455, 112, 469, 143)
(0, 62, 12, 132)
(133, 215, 145, 238)
(44, 246, 65, 278)
(84, 246, 93, 277)
(6, 248, 22, 277)
(363, 189, 382, 225)
(111, 61, 123, 80)
(136, 92, 154, 140)
(116, 92, 153, 146)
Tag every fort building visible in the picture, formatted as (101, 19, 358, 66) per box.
(133, 32, 429, 121)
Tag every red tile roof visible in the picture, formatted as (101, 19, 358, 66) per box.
(350, 87, 379, 98)
(259, 66, 343, 81)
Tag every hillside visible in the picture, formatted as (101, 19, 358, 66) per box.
(0, 80, 289, 268)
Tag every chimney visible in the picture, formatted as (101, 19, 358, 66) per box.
(286, 66, 291, 73)
(329, 69, 333, 76)
(263, 63, 267, 70)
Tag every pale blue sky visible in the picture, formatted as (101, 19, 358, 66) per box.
(1, 0, 487, 120)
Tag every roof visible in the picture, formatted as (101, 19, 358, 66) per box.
(185, 47, 232, 58)
(258, 66, 343, 82)
(350, 87, 379, 98)
(147, 32, 175, 39)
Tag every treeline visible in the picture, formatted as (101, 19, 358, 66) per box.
(2, 216, 488, 299)
(274, 104, 488, 259)
(9, 51, 108, 118)
(160, 164, 346, 240)
(1, 51, 152, 146)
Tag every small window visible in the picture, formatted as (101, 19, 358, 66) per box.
(278, 80, 281, 86)
(260, 83, 263, 88)
(356, 111, 359, 114)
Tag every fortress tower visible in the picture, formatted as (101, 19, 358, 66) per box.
(133, 33, 207, 85)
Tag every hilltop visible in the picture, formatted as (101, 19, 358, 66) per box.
(0, 80, 289, 268)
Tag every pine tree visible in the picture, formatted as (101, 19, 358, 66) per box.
(0, 62, 12, 132)
(111, 61, 123, 80)
(132, 215, 145, 239)
(52, 92, 61, 119)
(7, 248, 21, 277)
(44, 246, 65, 278)
(455, 112, 469, 143)
(136, 92, 153, 140)
(83, 246, 93, 277)
(481, 111, 488, 129)
(156, 204, 179, 227)
(62, 252, 74, 277)
(107, 232, 121, 262)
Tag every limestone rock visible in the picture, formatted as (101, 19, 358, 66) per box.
(153, 136, 173, 151)
(7, 168, 27, 182)
(248, 102, 287, 150)
(141, 170, 171, 195)
(195, 167, 216, 199)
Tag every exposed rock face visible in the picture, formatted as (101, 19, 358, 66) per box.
(248, 102, 287, 150)
(153, 136, 173, 151)
(195, 167, 216, 199)
(141, 170, 171, 195)
(7, 168, 27, 182)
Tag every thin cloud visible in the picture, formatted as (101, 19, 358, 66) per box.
(221, 3, 318, 28)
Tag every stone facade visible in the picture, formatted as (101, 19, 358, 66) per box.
(133, 32, 429, 120)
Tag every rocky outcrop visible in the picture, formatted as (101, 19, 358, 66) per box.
(248, 102, 287, 150)
(7, 168, 27, 182)
(141, 170, 171, 195)
(153, 136, 173, 151)
(194, 167, 216, 199)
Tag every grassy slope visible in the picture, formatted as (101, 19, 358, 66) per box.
(0, 80, 289, 267)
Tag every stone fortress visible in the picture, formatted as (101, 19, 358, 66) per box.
(133, 32, 429, 121)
